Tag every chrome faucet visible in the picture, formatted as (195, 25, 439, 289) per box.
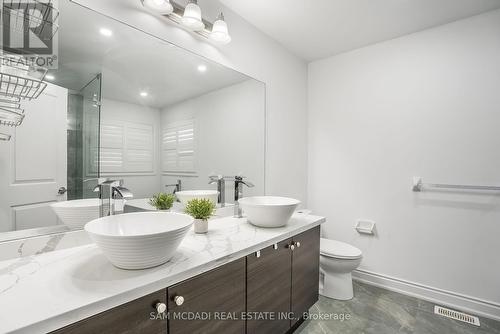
(234, 176, 254, 218)
(165, 179, 182, 194)
(113, 185, 134, 200)
(209, 175, 225, 207)
(95, 179, 133, 216)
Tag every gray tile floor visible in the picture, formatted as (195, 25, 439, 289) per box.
(296, 281, 500, 334)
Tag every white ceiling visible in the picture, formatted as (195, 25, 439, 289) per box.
(220, 0, 500, 61)
(54, 0, 249, 109)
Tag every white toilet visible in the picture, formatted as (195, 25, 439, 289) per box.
(319, 238, 363, 300)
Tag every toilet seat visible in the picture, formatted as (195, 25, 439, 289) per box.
(320, 238, 362, 260)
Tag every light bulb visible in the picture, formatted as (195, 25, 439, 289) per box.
(181, 0, 205, 31)
(210, 12, 231, 44)
(143, 0, 173, 15)
(99, 28, 113, 37)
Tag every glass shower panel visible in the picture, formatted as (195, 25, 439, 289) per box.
(67, 92, 84, 200)
(66, 74, 101, 200)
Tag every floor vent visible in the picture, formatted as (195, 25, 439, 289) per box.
(434, 306, 480, 327)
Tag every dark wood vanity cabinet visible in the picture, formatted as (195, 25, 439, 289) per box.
(247, 238, 293, 334)
(167, 258, 246, 334)
(290, 226, 321, 327)
(246, 226, 321, 334)
(51, 290, 167, 334)
(51, 226, 320, 334)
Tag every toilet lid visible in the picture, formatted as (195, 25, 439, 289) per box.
(320, 238, 362, 259)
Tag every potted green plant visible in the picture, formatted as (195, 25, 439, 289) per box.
(149, 193, 176, 211)
(184, 198, 216, 234)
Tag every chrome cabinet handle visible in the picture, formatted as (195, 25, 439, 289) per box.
(289, 244, 295, 251)
(296, 242, 301, 248)
(174, 295, 184, 306)
(57, 187, 67, 195)
(155, 302, 167, 313)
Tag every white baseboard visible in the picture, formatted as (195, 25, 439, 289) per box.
(352, 269, 500, 322)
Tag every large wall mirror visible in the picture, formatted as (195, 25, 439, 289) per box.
(0, 0, 265, 242)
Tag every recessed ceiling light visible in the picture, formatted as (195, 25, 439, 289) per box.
(45, 74, 55, 80)
(140, 91, 148, 97)
(99, 28, 113, 37)
(197, 64, 207, 73)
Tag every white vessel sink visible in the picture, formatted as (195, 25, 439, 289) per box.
(124, 198, 184, 212)
(51, 198, 100, 229)
(84, 212, 193, 270)
(175, 190, 219, 205)
(238, 196, 301, 228)
(124, 198, 235, 218)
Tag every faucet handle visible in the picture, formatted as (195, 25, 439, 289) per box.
(235, 176, 245, 183)
(209, 175, 223, 183)
(100, 179, 124, 187)
(95, 177, 110, 185)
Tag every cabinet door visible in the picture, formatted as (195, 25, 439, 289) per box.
(246, 239, 292, 334)
(291, 226, 320, 326)
(167, 258, 246, 334)
(51, 290, 167, 334)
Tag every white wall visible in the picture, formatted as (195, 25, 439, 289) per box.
(309, 10, 500, 319)
(161, 80, 265, 201)
(100, 98, 162, 198)
(72, 0, 309, 204)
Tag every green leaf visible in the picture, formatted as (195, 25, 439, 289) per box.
(184, 198, 216, 220)
(149, 193, 176, 210)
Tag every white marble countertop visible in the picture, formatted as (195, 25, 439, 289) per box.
(0, 213, 325, 334)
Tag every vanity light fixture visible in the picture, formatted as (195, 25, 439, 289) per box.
(210, 12, 231, 44)
(181, 0, 204, 31)
(197, 64, 207, 73)
(140, 91, 148, 97)
(142, 0, 173, 15)
(139, 0, 231, 44)
(99, 28, 113, 37)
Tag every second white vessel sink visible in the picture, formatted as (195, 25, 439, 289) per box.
(175, 190, 219, 205)
(51, 198, 100, 229)
(124, 198, 234, 217)
(238, 196, 301, 228)
(85, 212, 193, 270)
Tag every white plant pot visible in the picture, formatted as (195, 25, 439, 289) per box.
(194, 219, 208, 234)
